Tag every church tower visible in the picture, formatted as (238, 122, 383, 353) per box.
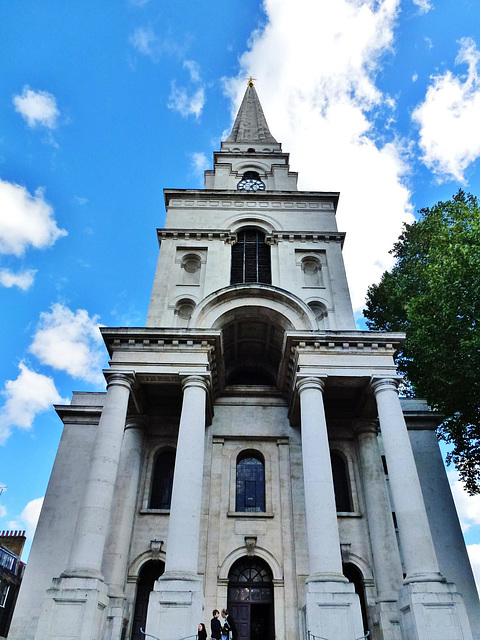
(10, 81, 480, 640)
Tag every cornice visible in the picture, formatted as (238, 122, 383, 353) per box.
(100, 327, 223, 399)
(164, 189, 339, 210)
(156, 228, 345, 246)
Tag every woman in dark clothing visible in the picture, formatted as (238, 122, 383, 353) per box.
(211, 610, 222, 640)
(198, 623, 207, 640)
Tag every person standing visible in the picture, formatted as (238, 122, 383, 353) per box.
(221, 609, 237, 640)
(198, 623, 207, 640)
(211, 610, 222, 640)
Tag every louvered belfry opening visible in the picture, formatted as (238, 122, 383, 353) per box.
(231, 229, 271, 285)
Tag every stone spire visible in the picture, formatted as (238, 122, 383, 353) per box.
(226, 79, 278, 144)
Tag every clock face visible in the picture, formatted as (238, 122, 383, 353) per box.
(237, 178, 266, 191)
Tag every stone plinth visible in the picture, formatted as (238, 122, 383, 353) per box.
(145, 576, 203, 640)
(33, 576, 109, 640)
(398, 581, 473, 640)
(305, 581, 365, 640)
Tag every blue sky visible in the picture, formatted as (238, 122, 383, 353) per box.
(1, 0, 480, 583)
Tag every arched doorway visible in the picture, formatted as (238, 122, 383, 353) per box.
(227, 557, 274, 640)
(131, 560, 165, 640)
(343, 563, 369, 634)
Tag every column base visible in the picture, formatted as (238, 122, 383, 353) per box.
(146, 574, 203, 640)
(398, 581, 473, 640)
(34, 575, 109, 640)
(103, 594, 129, 640)
(370, 600, 402, 640)
(305, 580, 365, 640)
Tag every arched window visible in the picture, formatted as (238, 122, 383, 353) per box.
(149, 449, 175, 509)
(331, 452, 353, 512)
(181, 254, 201, 285)
(301, 257, 323, 287)
(308, 301, 327, 329)
(230, 229, 271, 285)
(236, 451, 266, 513)
(174, 299, 195, 327)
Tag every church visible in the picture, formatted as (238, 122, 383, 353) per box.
(10, 81, 480, 640)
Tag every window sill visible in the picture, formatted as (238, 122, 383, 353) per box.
(140, 508, 171, 515)
(227, 511, 274, 518)
(337, 512, 362, 518)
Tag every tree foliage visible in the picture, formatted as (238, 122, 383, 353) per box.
(364, 190, 480, 493)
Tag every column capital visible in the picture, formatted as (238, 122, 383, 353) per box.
(180, 374, 210, 393)
(369, 376, 402, 396)
(104, 370, 135, 391)
(296, 375, 327, 394)
(354, 420, 378, 437)
(124, 415, 147, 432)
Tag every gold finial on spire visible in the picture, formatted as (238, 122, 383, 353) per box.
(247, 76, 256, 87)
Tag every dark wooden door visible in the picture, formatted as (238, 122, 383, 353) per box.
(131, 560, 164, 640)
(227, 558, 274, 640)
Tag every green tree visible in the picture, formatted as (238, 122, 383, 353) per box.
(364, 190, 480, 493)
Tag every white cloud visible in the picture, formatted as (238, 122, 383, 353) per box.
(191, 152, 209, 176)
(412, 73, 418, 83)
(413, 0, 432, 14)
(0, 363, 66, 445)
(13, 86, 59, 129)
(412, 37, 480, 183)
(29, 303, 106, 384)
(0, 179, 67, 256)
(0, 504, 6, 518)
(6, 498, 43, 543)
(129, 26, 158, 59)
(448, 469, 480, 532)
(225, 0, 413, 312)
(0, 268, 36, 290)
(19, 497, 43, 541)
(467, 544, 480, 594)
(168, 82, 205, 119)
(184, 60, 201, 83)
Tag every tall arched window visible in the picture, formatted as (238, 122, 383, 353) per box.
(301, 257, 323, 287)
(236, 451, 266, 513)
(331, 452, 352, 512)
(149, 449, 175, 509)
(230, 229, 271, 285)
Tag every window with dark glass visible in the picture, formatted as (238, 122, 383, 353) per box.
(331, 452, 353, 512)
(149, 449, 175, 509)
(230, 229, 271, 285)
(236, 452, 266, 513)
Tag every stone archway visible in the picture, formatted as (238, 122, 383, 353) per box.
(227, 557, 274, 640)
(131, 560, 165, 640)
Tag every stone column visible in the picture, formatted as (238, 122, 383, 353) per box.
(370, 378, 441, 584)
(102, 418, 144, 640)
(371, 378, 474, 640)
(356, 421, 403, 640)
(164, 375, 209, 577)
(64, 372, 134, 579)
(297, 376, 364, 640)
(297, 377, 345, 582)
(103, 418, 144, 593)
(33, 372, 134, 640)
(146, 375, 209, 640)
(356, 421, 403, 600)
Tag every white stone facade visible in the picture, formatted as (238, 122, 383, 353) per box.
(10, 83, 480, 640)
